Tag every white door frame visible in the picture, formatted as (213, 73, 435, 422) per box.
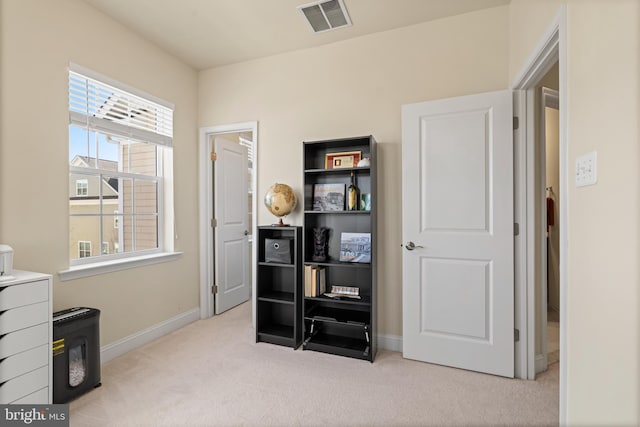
(511, 4, 567, 424)
(538, 86, 559, 375)
(199, 121, 258, 325)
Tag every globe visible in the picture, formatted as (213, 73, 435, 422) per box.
(264, 183, 297, 226)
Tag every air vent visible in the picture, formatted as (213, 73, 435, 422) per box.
(298, 0, 352, 33)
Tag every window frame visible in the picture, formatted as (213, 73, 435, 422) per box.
(68, 147, 165, 266)
(67, 64, 174, 269)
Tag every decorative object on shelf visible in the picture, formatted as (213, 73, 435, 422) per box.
(264, 183, 297, 226)
(347, 171, 359, 211)
(324, 285, 361, 300)
(265, 238, 293, 264)
(325, 151, 362, 169)
(360, 193, 371, 211)
(311, 227, 329, 262)
(357, 158, 371, 167)
(312, 183, 345, 211)
(339, 232, 371, 263)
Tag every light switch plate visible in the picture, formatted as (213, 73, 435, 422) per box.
(575, 151, 597, 187)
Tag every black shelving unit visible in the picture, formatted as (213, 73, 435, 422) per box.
(302, 136, 377, 362)
(256, 226, 303, 348)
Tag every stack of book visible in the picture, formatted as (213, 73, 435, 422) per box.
(304, 265, 326, 297)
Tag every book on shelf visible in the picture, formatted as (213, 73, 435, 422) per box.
(316, 267, 326, 296)
(304, 265, 326, 297)
(304, 265, 312, 297)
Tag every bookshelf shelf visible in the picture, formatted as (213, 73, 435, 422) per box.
(302, 136, 377, 362)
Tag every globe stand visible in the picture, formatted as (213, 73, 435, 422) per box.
(272, 217, 290, 227)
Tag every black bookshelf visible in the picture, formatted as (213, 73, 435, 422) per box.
(302, 136, 377, 362)
(256, 226, 303, 348)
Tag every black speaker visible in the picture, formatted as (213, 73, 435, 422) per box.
(265, 238, 293, 264)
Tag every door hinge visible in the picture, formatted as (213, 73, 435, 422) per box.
(211, 284, 218, 294)
(513, 117, 519, 130)
(514, 328, 520, 342)
(514, 222, 520, 236)
(210, 152, 217, 161)
(211, 218, 217, 228)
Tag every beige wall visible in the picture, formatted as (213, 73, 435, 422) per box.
(199, 6, 509, 336)
(510, 0, 640, 424)
(0, 0, 200, 345)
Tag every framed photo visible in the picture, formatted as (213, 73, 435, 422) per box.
(313, 183, 345, 211)
(325, 151, 362, 169)
(360, 193, 371, 211)
(339, 232, 371, 263)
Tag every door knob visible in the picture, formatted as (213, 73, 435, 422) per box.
(404, 241, 424, 251)
(244, 230, 249, 236)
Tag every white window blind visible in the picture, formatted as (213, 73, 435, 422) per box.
(69, 70, 173, 146)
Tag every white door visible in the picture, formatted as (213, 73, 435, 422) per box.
(401, 90, 514, 377)
(214, 137, 250, 314)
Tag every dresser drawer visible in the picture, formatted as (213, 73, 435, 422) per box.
(0, 344, 48, 383)
(0, 280, 48, 311)
(0, 302, 48, 334)
(0, 365, 48, 404)
(11, 387, 49, 404)
(0, 323, 48, 359)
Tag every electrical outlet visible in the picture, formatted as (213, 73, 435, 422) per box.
(575, 151, 597, 187)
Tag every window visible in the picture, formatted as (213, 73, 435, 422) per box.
(78, 241, 92, 258)
(76, 179, 88, 196)
(68, 65, 174, 265)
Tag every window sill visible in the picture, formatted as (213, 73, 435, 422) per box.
(58, 252, 183, 281)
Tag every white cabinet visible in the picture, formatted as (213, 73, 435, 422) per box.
(0, 270, 52, 404)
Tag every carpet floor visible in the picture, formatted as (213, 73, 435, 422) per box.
(69, 302, 559, 426)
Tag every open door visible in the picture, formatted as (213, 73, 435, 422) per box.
(214, 137, 250, 314)
(401, 90, 514, 377)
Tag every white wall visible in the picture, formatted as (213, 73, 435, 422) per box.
(199, 6, 509, 337)
(510, 1, 640, 424)
(0, 0, 200, 346)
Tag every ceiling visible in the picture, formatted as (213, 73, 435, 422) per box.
(82, 0, 509, 70)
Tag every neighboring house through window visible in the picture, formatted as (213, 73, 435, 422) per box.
(68, 64, 174, 265)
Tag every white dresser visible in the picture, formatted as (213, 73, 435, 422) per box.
(0, 270, 52, 404)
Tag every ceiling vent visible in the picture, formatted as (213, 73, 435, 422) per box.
(297, 0, 352, 33)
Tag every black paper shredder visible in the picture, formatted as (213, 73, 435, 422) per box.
(52, 307, 101, 403)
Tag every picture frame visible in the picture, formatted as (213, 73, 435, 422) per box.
(325, 151, 362, 169)
(339, 232, 371, 263)
(360, 193, 371, 211)
(313, 183, 345, 211)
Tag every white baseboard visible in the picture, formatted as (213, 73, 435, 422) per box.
(535, 352, 547, 374)
(378, 334, 403, 353)
(101, 308, 200, 363)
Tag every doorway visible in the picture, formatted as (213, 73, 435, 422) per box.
(511, 5, 567, 424)
(538, 73, 560, 374)
(199, 122, 258, 322)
